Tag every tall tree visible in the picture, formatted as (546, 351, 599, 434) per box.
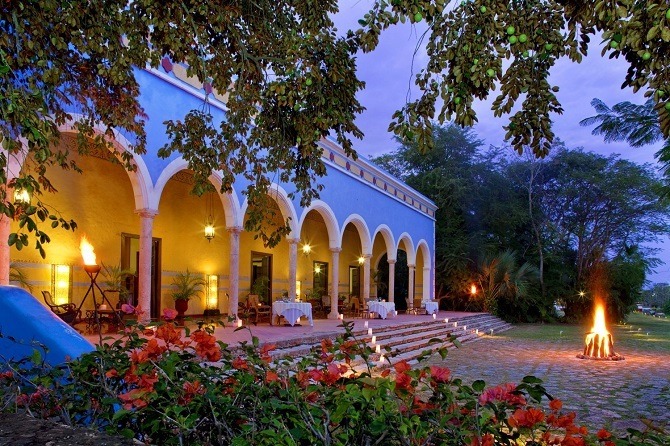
(580, 98, 670, 193)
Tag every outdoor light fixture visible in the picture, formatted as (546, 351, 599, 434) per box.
(302, 244, 311, 254)
(206, 274, 219, 312)
(314, 264, 321, 274)
(470, 284, 477, 295)
(204, 193, 215, 242)
(78, 236, 122, 325)
(13, 188, 31, 204)
(51, 264, 72, 305)
(358, 256, 365, 265)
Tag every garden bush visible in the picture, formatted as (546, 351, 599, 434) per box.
(1, 309, 667, 445)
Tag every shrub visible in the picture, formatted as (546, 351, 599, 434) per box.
(1, 314, 667, 445)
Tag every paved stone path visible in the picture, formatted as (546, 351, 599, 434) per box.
(425, 330, 670, 434)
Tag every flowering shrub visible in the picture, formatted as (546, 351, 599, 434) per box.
(1, 314, 668, 445)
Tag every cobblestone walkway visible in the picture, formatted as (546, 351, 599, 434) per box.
(427, 329, 670, 434)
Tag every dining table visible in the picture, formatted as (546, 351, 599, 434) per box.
(368, 301, 396, 319)
(272, 301, 314, 326)
(423, 301, 439, 315)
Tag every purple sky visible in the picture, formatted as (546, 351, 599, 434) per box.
(333, 3, 669, 284)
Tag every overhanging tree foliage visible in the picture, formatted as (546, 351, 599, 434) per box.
(3, 1, 670, 255)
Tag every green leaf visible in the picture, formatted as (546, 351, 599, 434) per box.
(472, 379, 486, 392)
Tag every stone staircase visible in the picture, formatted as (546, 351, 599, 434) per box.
(265, 313, 513, 369)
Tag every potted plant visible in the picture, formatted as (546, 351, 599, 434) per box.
(250, 276, 270, 304)
(170, 269, 205, 319)
(101, 263, 134, 307)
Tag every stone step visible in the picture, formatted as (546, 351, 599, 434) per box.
(268, 313, 513, 368)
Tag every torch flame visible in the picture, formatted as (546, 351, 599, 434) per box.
(584, 301, 612, 357)
(80, 236, 97, 266)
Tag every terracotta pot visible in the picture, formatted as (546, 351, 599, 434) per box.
(175, 299, 189, 318)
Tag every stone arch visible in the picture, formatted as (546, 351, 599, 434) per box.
(56, 115, 152, 210)
(340, 214, 372, 255)
(152, 158, 239, 226)
(416, 239, 431, 267)
(239, 183, 299, 236)
(371, 224, 396, 261)
(396, 232, 416, 265)
(299, 200, 340, 249)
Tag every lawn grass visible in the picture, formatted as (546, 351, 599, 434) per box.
(504, 312, 670, 354)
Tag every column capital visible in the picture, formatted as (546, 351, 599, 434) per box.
(135, 208, 158, 219)
(387, 259, 397, 265)
(408, 264, 416, 269)
(287, 238, 300, 245)
(227, 226, 243, 235)
(423, 266, 431, 271)
(362, 253, 372, 259)
(329, 247, 342, 253)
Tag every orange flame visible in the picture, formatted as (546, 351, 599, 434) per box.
(80, 236, 97, 265)
(584, 301, 611, 357)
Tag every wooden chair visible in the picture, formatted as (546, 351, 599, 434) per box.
(321, 294, 331, 313)
(247, 294, 272, 325)
(42, 291, 80, 326)
(345, 298, 361, 318)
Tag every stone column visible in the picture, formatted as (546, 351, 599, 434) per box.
(227, 226, 242, 319)
(407, 264, 415, 310)
(136, 209, 158, 322)
(328, 248, 341, 319)
(423, 266, 431, 301)
(287, 238, 298, 300)
(387, 259, 396, 303)
(362, 254, 371, 301)
(0, 213, 10, 286)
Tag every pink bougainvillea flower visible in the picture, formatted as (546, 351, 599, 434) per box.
(429, 365, 451, 383)
(121, 303, 135, 314)
(162, 308, 178, 320)
(479, 382, 526, 406)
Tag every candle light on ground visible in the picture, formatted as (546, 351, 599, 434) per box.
(432, 313, 436, 319)
(368, 328, 373, 336)
(371, 335, 376, 344)
(378, 354, 385, 364)
(444, 318, 449, 323)
(237, 319, 242, 328)
(364, 321, 368, 328)
(375, 344, 381, 354)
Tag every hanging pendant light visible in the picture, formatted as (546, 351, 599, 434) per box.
(204, 193, 215, 242)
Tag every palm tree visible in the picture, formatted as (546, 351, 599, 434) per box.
(9, 262, 32, 292)
(580, 98, 670, 193)
(475, 250, 538, 315)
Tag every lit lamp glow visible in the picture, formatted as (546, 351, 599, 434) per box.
(13, 188, 31, 204)
(358, 256, 365, 265)
(302, 244, 311, 254)
(470, 284, 477, 296)
(80, 236, 97, 266)
(204, 221, 215, 242)
(375, 344, 381, 354)
(314, 264, 321, 274)
(51, 264, 71, 305)
(206, 274, 218, 310)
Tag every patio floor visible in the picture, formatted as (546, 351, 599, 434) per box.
(80, 310, 482, 347)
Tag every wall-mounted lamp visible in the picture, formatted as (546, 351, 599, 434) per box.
(302, 244, 311, 254)
(13, 188, 31, 204)
(51, 264, 72, 305)
(470, 284, 477, 296)
(314, 264, 321, 275)
(358, 256, 365, 265)
(205, 274, 219, 312)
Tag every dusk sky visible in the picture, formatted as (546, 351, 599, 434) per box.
(333, 2, 669, 284)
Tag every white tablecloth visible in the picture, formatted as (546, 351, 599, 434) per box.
(424, 301, 439, 314)
(272, 302, 313, 326)
(368, 301, 396, 319)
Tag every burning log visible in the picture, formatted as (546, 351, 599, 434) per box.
(576, 302, 624, 361)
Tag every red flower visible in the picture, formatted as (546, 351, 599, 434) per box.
(549, 399, 563, 411)
(118, 388, 149, 410)
(179, 380, 205, 405)
(155, 324, 181, 345)
(105, 369, 118, 378)
(265, 370, 280, 383)
(192, 330, 222, 361)
(232, 357, 249, 370)
(395, 372, 412, 391)
(561, 435, 586, 446)
(394, 360, 411, 374)
(429, 365, 451, 383)
(323, 363, 346, 385)
(597, 429, 611, 440)
(479, 382, 526, 406)
(509, 407, 546, 428)
(138, 371, 158, 391)
(162, 308, 178, 321)
(0, 371, 14, 380)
